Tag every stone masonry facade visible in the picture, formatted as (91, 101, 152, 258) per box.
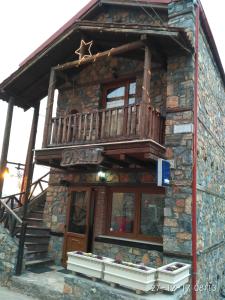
(197, 13, 225, 300)
(0, 224, 18, 285)
(44, 167, 163, 267)
(41, 1, 225, 299)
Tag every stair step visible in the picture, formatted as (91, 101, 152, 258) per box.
(29, 211, 44, 218)
(31, 210, 43, 214)
(25, 242, 49, 252)
(24, 217, 44, 226)
(17, 233, 50, 238)
(25, 218, 43, 222)
(25, 257, 53, 267)
(17, 226, 50, 235)
(26, 250, 48, 255)
(25, 250, 49, 260)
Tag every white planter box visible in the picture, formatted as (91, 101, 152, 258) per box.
(157, 262, 191, 292)
(104, 260, 156, 293)
(67, 252, 113, 280)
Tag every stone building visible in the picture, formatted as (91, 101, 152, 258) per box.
(0, 0, 224, 299)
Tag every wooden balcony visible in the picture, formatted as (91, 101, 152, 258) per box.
(48, 103, 164, 147)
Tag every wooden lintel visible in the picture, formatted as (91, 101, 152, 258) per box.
(120, 154, 147, 167)
(55, 40, 145, 71)
(144, 153, 160, 161)
(103, 155, 129, 168)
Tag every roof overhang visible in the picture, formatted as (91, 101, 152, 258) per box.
(0, 0, 224, 109)
(0, 21, 192, 110)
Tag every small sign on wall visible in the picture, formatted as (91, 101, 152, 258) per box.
(174, 123, 193, 134)
(157, 159, 170, 187)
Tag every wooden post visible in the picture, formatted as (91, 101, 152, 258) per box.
(142, 46, 151, 104)
(0, 97, 14, 198)
(42, 68, 56, 147)
(140, 46, 152, 138)
(21, 102, 40, 216)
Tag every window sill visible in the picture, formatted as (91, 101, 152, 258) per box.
(95, 235, 163, 252)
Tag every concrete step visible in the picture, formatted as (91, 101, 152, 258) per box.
(10, 268, 66, 300)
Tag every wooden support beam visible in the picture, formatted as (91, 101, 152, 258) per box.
(20, 102, 40, 210)
(103, 155, 129, 168)
(55, 40, 145, 71)
(120, 154, 147, 167)
(0, 97, 14, 198)
(42, 68, 56, 148)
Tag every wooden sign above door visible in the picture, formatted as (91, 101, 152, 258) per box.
(61, 147, 104, 167)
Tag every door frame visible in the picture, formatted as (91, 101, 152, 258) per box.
(62, 186, 96, 266)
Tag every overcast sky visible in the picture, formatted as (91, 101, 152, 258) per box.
(0, 0, 224, 195)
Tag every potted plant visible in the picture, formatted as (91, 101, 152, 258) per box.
(157, 262, 191, 292)
(67, 251, 113, 280)
(103, 259, 156, 294)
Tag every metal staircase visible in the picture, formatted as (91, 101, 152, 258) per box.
(0, 172, 51, 275)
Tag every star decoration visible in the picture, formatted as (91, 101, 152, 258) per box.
(75, 39, 93, 61)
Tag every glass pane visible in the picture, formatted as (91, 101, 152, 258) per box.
(110, 193, 135, 233)
(128, 97, 135, 105)
(106, 99, 124, 109)
(140, 194, 164, 237)
(129, 82, 136, 95)
(107, 86, 125, 99)
(106, 86, 125, 109)
(69, 191, 87, 234)
(128, 82, 136, 105)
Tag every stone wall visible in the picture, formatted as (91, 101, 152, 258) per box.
(163, 0, 195, 257)
(57, 56, 166, 116)
(197, 20, 225, 300)
(94, 242, 162, 268)
(44, 166, 163, 267)
(0, 224, 18, 285)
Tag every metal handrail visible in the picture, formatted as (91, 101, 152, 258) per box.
(0, 171, 49, 276)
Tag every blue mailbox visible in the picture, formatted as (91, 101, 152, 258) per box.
(157, 159, 170, 186)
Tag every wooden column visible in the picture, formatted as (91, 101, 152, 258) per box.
(42, 68, 56, 147)
(0, 97, 14, 198)
(21, 102, 40, 196)
(142, 45, 151, 103)
(140, 46, 152, 138)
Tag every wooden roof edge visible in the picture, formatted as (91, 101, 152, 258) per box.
(0, 22, 192, 92)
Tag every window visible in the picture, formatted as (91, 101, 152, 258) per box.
(107, 188, 164, 243)
(103, 80, 136, 109)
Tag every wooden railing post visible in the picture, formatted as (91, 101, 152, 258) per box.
(42, 68, 56, 148)
(0, 97, 14, 198)
(140, 45, 152, 138)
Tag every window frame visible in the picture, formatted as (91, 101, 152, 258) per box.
(106, 187, 165, 243)
(102, 79, 136, 109)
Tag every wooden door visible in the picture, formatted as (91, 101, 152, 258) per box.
(63, 187, 93, 266)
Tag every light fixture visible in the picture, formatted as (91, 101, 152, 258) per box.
(2, 167, 10, 179)
(97, 170, 106, 182)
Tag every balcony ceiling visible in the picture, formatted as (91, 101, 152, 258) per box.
(0, 21, 192, 110)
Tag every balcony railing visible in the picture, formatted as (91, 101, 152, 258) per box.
(48, 103, 164, 147)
